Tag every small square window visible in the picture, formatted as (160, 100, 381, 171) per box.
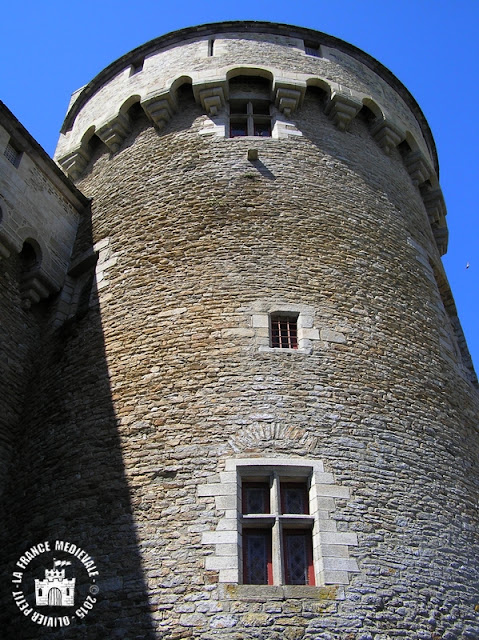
(270, 314, 298, 349)
(4, 140, 22, 168)
(130, 58, 144, 75)
(229, 100, 272, 138)
(304, 41, 321, 57)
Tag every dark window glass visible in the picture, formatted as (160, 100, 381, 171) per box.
(230, 122, 248, 137)
(253, 102, 271, 115)
(242, 482, 270, 514)
(281, 482, 309, 514)
(283, 530, 314, 585)
(254, 122, 271, 137)
(243, 529, 272, 584)
(230, 101, 248, 114)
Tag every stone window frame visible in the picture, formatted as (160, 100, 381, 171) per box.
(251, 303, 319, 354)
(199, 457, 360, 587)
(241, 468, 315, 585)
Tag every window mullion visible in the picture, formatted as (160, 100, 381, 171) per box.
(247, 101, 254, 137)
(271, 472, 284, 584)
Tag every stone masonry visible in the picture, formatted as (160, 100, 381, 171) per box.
(1, 22, 478, 640)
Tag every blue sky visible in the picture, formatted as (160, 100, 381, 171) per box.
(2, 0, 478, 372)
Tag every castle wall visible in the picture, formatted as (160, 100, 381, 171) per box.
(2, 23, 478, 640)
(0, 103, 87, 527)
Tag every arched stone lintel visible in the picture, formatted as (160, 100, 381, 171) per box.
(2, 229, 59, 306)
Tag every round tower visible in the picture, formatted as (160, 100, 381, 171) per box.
(5, 22, 479, 640)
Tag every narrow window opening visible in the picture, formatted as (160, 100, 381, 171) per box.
(126, 102, 149, 128)
(208, 39, 215, 57)
(76, 271, 94, 319)
(397, 140, 412, 160)
(270, 314, 299, 349)
(130, 58, 144, 75)
(356, 105, 376, 126)
(19, 241, 39, 273)
(4, 140, 22, 168)
(304, 41, 321, 57)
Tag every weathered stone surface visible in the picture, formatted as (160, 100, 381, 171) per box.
(1, 21, 478, 640)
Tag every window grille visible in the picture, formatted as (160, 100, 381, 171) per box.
(270, 314, 298, 349)
(4, 141, 22, 168)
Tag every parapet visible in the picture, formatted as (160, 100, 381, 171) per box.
(53, 22, 448, 255)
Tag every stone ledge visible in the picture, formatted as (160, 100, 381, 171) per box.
(221, 584, 340, 601)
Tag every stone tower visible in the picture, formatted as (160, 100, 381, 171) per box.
(2, 22, 478, 640)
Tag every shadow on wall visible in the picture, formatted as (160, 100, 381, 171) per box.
(0, 209, 157, 639)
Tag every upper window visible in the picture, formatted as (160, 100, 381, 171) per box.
(241, 472, 314, 585)
(4, 139, 22, 168)
(228, 75, 273, 138)
(304, 41, 321, 57)
(270, 313, 298, 349)
(129, 57, 144, 75)
(230, 100, 271, 138)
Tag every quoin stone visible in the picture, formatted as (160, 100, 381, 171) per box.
(1, 21, 478, 640)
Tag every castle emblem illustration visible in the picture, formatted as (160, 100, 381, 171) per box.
(35, 559, 75, 607)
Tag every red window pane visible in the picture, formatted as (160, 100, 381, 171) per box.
(243, 529, 273, 584)
(283, 530, 315, 585)
(280, 483, 309, 514)
(270, 315, 298, 349)
(242, 482, 270, 514)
